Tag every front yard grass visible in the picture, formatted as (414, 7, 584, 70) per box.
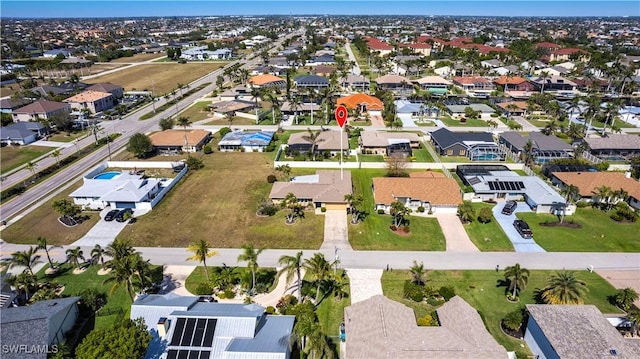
(1, 145, 52, 174)
(439, 116, 488, 127)
(464, 203, 514, 251)
(178, 101, 215, 122)
(1, 180, 101, 245)
(348, 169, 446, 251)
(517, 208, 640, 252)
(382, 269, 621, 358)
(413, 145, 435, 162)
(312, 269, 350, 337)
(47, 131, 88, 143)
(204, 116, 256, 126)
(358, 154, 384, 162)
(185, 266, 277, 295)
(116, 152, 324, 248)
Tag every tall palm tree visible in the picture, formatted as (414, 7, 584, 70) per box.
(504, 263, 530, 298)
(541, 270, 588, 304)
(91, 244, 107, 268)
(560, 185, 580, 223)
(50, 149, 61, 167)
(601, 100, 621, 136)
(522, 140, 535, 167)
(584, 96, 602, 137)
(65, 247, 85, 269)
(283, 192, 303, 223)
(250, 85, 262, 125)
(343, 194, 363, 224)
(627, 309, 640, 337)
(614, 287, 639, 312)
(103, 253, 145, 302)
(105, 238, 135, 262)
(593, 185, 613, 211)
(186, 240, 218, 283)
(176, 116, 191, 151)
(278, 251, 304, 302)
(306, 88, 317, 124)
(329, 270, 349, 301)
(36, 237, 61, 269)
(237, 244, 264, 295)
(25, 161, 38, 177)
(304, 253, 332, 303)
(305, 323, 334, 359)
(302, 128, 325, 161)
(409, 261, 426, 286)
(289, 94, 302, 125)
(10, 247, 42, 276)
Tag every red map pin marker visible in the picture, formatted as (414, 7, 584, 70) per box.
(335, 104, 348, 128)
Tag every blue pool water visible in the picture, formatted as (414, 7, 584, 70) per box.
(94, 171, 120, 180)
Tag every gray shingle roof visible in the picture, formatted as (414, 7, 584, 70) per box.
(288, 130, 348, 151)
(0, 122, 46, 141)
(500, 131, 572, 152)
(430, 128, 494, 150)
(12, 99, 69, 114)
(584, 134, 640, 150)
(360, 131, 421, 147)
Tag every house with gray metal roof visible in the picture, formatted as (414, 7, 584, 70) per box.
(218, 131, 274, 152)
(344, 295, 508, 359)
(430, 128, 505, 162)
(525, 304, 640, 359)
(293, 75, 329, 89)
(0, 296, 80, 359)
(0, 122, 48, 145)
(499, 131, 573, 164)
(130, 294, 295, 359)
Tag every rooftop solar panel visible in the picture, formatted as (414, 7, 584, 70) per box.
(188, 351, 199, 359)
(177, 350, 188, 359)
(168, 350, 177, 359)
(170, 318, 186, 346)
(488, 182, 496, 190)
(498, 182, 506, 190)
(202, 319, 217, 347)
(518, 182, 525, 189)
(180, 318, 197, 346)
(468, 177, 481, 185)
(192, 318, 206, 347)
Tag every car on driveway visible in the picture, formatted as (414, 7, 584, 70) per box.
(115, 208, 134, 222)
(513, 219, 533, 238)
(104, 209, 120, 221)
(501, 200, 518, 215)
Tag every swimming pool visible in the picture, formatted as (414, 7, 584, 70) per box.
(94, 171, 121, 180)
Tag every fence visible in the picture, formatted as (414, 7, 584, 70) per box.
(148, 164, 188, 209)
(273, 160, 526, 171)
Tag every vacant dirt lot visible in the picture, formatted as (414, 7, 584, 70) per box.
(84, 63, 226, 95)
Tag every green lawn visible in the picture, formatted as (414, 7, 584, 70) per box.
(439, 116, 488, 127)
(348, 169, 446, 251)
(348, 120, 371, 127)
(314, 270, 351, 337)
(439, 155, 471, 163)
(382, 269, 621, 358)
(517, 208, 640, 252)
(178, 101, 215, 122)
(413, 144, 435, 162)
(48, 131, 88, 143)
(185, 266, 277, 295)
(464, 203, 514, 251)
(0, 145, 52, 174)
(358, 154, 384, 162)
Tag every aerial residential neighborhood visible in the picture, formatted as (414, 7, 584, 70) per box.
(1, 2, 640, 359)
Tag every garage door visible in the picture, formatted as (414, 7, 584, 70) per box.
(115, 202, 136, 209)
(325, 203, 347, 211)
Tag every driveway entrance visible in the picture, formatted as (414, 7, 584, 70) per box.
(321, 209, 352, 251)
(436, 214, 479, 252)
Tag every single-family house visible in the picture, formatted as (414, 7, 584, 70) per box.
(490, 65, 520, 76)
(535, 42, 562, 52)
(372, 171, 462, 214)
(404, 42, 432, 56)
(340, 74, 370, 92)
(294, 75, 329, 89)
(86, 83, 124, 99)
(583, 134, 640, 161)
(344, 295, 508, 359)
(359, 131, 421, 156)
(64, 90, 115, 114)
(269, 170, 352, 210)
(208, 100, 256, 116)
(493, 76, 535, 92)
(248, 74, 286, 89)
(481, 59, 503, 69)
(550, 171, 640, 210)
(529, 76, 576, 92)
(413, 76, 451, 96)
(451, 76, 495, 97)
(0, 98, 31, 114)
(42, 48, 72, 58)
(218, 131, 274, 152)
(499, 131, 573, 164)
(149, 129, 211, 154)
(375, 74, 413, 96)
(307, 54, 335, 66)
(131, 294, 295, 359)
(181, 46, 232, 60)
(445, 104, 496, 120)
(12, 99, 70, 122)
(525, 305, 640, 359)
(430, 128, 504, 161)
(0, 297, 81, 359)
(313, 65, 337, 77)
(363, 36, 393, 56)
(29, 85, 67, 98)
(287, 130, 348, 156)
(549, 48, 590, 62)
(0, 122, 49, 145)
(497, 101, 529, 116)
(337, 93, 384, 113)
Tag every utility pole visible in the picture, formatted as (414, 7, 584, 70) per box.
(151, 80, 157, 113)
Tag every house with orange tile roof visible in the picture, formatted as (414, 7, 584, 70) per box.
(493, 76, 536, 92)
(63, 90, 115, 113)
(550, 171, 640, 210)
(337, 93, 383, 113)
(372, 171, 462, 214)
(248, 74, 286, 89)
(363, 36, 393, 56)
(149, 129, 212, 153)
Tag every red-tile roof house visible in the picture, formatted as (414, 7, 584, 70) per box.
(12, 99, 70, 122)
(493, 76, 536, 92)
(535, 42, 562, 51)
(337, 93, 384, 112)
(452, 76, 495, 94)
(401, 43, 432, 56)
(363, 37, 393, 56)
(549, 48, 590, 62)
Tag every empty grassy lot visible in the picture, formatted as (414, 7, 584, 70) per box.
(348, 169, 446, 251)
(84, 63, 226, 95)
(178, 101, 215, 122)
(439, 116, 490, 127)
(382, 269, 621, 358)
(0, 180, 101, 244)
(48, 131, 89, 143)
(464, 203, 514, 251)
(517, 208, 640, 252)
(117, 152, 324, 248)
(109, 53, 166, 63)
(1, 145, 52, 174)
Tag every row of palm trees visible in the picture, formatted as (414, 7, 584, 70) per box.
(504, 263, 592, 305)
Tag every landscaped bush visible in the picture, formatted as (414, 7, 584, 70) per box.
(502, 308, 524, 331)
(478, 207, 492, 224)
(426, 297, 443, 306)
(194, 283, 213, 295)
(555, 132, 569, 139)
(321, 207, 327, 213)
(416, 313, 438, 326)
(265, 306, 276, 314)
(203, 145, 213, 154)
(186, 156, 204, 170)
(417, 206, 425, 213)
(576, 201, 590, 208)
(223, 289, 235, 299)
(403, 280, 425, 302)
(79, 288, 106, 313)
(276, 294, 298, 315)
(267, 175, 277, 183)
(219, 127, 232, 138)
(610, 202, 638, 222)
(377, 209, 385, 214)
(438, 285, 456, 301)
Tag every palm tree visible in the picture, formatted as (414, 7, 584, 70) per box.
(584, 96, 602, 137)
(186, 240, 218, 283)
(541, 270, 588, 304)
(283, 192, 303, 223)
(486, 119, 498, 132)
(344, 194, 363, 224)
(566, 123, 586, 140)
(522, 140, 535, 166)
(306, 88, 317, 124)
(289, 94, 302, 125)
(593, 185, 614, 211)
(176, 116, 191, 151)
(304, 253, 332, 304)
(628, 309, 640, 337)
(390, 200, 409, 228)
(275, 164, 292, 180)
(278, 251, 304, 302)
(36, 237, 61, 269)
(237, 244, 264, 295)
(103, 253, 145, 301)
(328, 270, 349, 301)
(543, 120, 559, 136)
(25, 161, 38, 177)
(302, 128, 325, 161)
(91, 244, 107, 267)
(457, 200, 476, 224)
(10, 247, 42, 275)
(250, 86, 262, 125)
(614, 287, 639, 312)
(504, 263, 530, 298)
(50, 149, 61, 167)
(305, 323, 334, 359)
(560, 185, 580, 223)
(601, 100, 621, 136)
(65, 247, 85, 269)
(9, 272, 38, 300)
(105, 238, 135, 262)
(409, 261, 426, 285)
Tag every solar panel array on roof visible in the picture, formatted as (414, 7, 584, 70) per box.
(488, 181, 525, 191)
(467, 177, 481, 185)
(166, 349, 210, 359)
(169, 318, 217, 347)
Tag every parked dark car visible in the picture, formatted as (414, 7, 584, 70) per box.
(104, 209, 120, 221)
(513, 219, 533, 238)
(501, 200, 518, 215)
(115, 208, 134, 222)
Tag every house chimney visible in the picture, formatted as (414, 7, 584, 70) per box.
(157, 317, 169, 337)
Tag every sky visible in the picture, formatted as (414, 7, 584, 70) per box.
(1, 1, 639, 18)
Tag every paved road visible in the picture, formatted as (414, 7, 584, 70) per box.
(343, 41, 361, 75)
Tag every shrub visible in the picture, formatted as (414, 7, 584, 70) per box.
(426, 297, 442, 306)
(267, 175, 277, 183)
(439, 286, 456, 301)
(576, 201, 589, 208)
(219, 127, 232, 138)
(403, 280, 425, 302)
(321, 207, 327, 213)
(417, 206, 425, 213)
(276, 294, 298, 315)
(595, 161, 610, 171)
(417, 314, 433, 326)
(203, 145, 213, 154)
(503, 309, 524, 331)
(186, 156, 204, 170)
(194, 283, 213, 295)
(555, 132, 569, 139)
(79, 288, 106, 313)
(427, 208, 434, 215)
(223, 289, 235, 299)
(265, 306, 276, 314)
(478, 207, 492, 224)
(377, 209, 385, 214)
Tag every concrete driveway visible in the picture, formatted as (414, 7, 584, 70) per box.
(347, 269, 383, 304)
(435, 214, 479, 252)
(492, 203, 545, 252)
(398, 113, 418, 128)
(71, 208, 129, 247)
(321, 210, 352, 251)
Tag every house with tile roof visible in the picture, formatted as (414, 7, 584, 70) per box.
(149, 129, 211, 154)
(583, 134, 640, 161)
(337, 93, 384, 112)
(375, 74, 412, 95)
(497, 101, 529, 116)
(363, 36, 393, 56)
(12, 99, 70, 122)
(403, 42, 432, 56)
(550, 171, 640, 210)
(528, 75, 576, 92)
(493, 76, 536, 92)
(451, 76, 495, 97)
(218, 131, 274, 152)
(269, 170, 352, 210)
(63, 90, 115, 113)
(340, 74, 370, 92)
(549, 48, 590, 62)
(373, 171, 462, 214)
(413, 76, 451, 95)
(287, 130, 348, 156)
(344, 295, 508, 359)
(525, 304, 640, 359)
(248, 74, 286, 89)
(86, 83, 124, 98)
